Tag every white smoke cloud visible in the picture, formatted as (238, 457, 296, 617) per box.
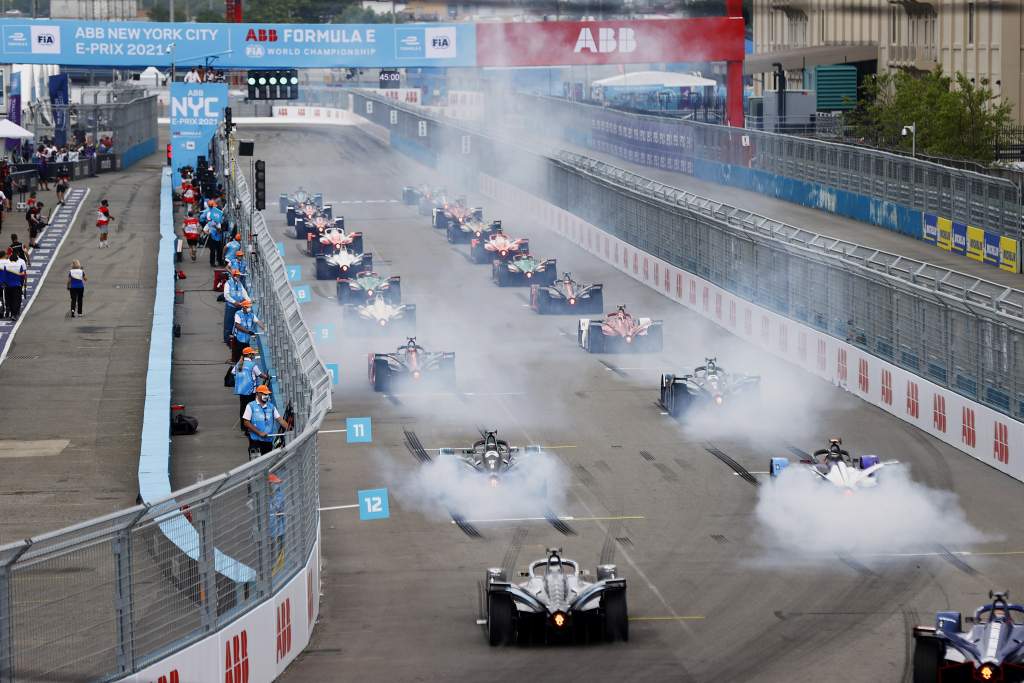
(754, 463, 993, 558)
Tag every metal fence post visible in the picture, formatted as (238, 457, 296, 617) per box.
(0, 542, 30, 683)
(112, 528, 135, 674)
(192, 502, 220, 631)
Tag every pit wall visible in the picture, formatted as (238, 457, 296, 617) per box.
(125, 532, 321, 683)
(478, 173, 1023, 479)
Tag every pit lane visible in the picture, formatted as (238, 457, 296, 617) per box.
(251, 124, 1024, 682)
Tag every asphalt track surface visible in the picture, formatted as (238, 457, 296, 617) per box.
(248, 124, 1024, 683)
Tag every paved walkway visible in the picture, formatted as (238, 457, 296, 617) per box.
(0, 153, 163, 544)
(523, 132, 1024, 289)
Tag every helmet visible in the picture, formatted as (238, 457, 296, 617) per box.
(231, 269, 241, 276)
(255, 385, 271, 395)
(267, 473, 282, 484)
(242, 346, 256, 355)
(235, 250, 244, 257)
(240, 299, 252, 309)
(235, 233, 241, 240)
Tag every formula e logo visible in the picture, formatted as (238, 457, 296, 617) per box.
(245, 44, 265, 58)
(245, 28, 278, 42)
(573, 27, 636, 54)
(3, 26, 30, 53)
(30, 26, 60, 54)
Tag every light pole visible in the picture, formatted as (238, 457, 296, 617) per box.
(168, 42, 177, 84)
(902, 122, 917, 157)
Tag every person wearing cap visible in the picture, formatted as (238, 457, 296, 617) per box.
(232, 346, 268, 433)
(228, 250, 248, 284)
(0, 247, 26, 319)
(267, 472, 286, 565)
(242, 385, 291, 457)
(232, 299, 264, 363)
(223, 232, 243, 264)
(222, 269, 249, 346)
(205, 218, 224, 268)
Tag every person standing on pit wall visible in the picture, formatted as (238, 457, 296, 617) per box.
(232, 299, 265, 363)
(96, 200, 114, 249)
(0, 247, 26, 320)
(67, 259, 86, 318)
(222, 268, 248, 346)
(242, 385, 292, 458)
(232, 346, 268, 434)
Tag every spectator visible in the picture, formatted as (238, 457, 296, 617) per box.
(55, 173, 69, 205)
(242, 385, 290, 458)
(25, 191, 36, 210)
(26, 201, 46, 249)
(0, 184, 8, 235)
(35, 153, 49, 191)
(268, 472, 286, 561)
(67, 258, 86, 317)
(222, 268, 248, 345)
(205, 217, 224, 267)
(183, 67, 201, 84)
(0, 247, 26, 319)
(96, 199, 114, 248)
(232, 299, 264, 363)
(232, 346, 268, 433)
(182, 210, 200, 261)
(9, 234, 28, 266)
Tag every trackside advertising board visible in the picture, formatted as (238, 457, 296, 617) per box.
(170, 82, 227, 186)
(0, 20, 476, 68)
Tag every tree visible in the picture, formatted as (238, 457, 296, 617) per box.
(847, 67, 1013, 164)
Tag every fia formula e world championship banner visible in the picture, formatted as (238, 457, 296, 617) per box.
(0, 20, 476, 68)
(170, 82, 227, 187)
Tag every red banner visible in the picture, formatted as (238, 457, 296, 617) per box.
(475, 18, 745, 67)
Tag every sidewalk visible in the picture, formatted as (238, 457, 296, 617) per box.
(0, 152, 163, 544)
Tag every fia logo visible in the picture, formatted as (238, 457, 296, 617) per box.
(30, 26, 60, 54)
(431, 36, 449, 49)
(245, 44, 265, 58)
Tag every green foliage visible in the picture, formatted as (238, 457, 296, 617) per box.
(847, 67, 1013, 164)
(147, 2, 169, 21)
(193, 8, 226, 22)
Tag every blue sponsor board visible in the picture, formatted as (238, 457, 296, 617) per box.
(346, 416, 372, 443)
(170, 82, 227, 187)
(0, 19, 475, 68)
(276, 242, 285, 256)
(357, 487, 389, 520)
(324, 363, 339, 385)
(951, 221, 968, 255)
(922, 213, 938, 244)
(984, 230, 1001, 266)
(314, 323, 335, 341)
(286, 265, 302, 281)
(292, 284, 311, 303)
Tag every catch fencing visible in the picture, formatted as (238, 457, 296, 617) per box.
(0, 129, 329, 682)
(349, 89, 1024, 424)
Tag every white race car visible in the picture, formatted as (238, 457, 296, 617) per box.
(769, 438, 899, 491)
(342, 297, 416, 334)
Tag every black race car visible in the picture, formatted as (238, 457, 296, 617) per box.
(492, 255, 557, 287)
(659, 358, 761, 417)
(295, 214, 344, 243)
(531, 273, 603, 314)
(448, 216, 501, 245)
(315, 248, 373, 280)
(368, 337, 455, 392)
(470, 231, 529, 264)
(485, 547, 628, 645)
(402, 185, 447, 216)
(337, 271, 401, 305)
(578, 305, 663, 353)
(281, 189, 332, 227)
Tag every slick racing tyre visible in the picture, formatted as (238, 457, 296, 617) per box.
(487, 594, 515, 646)
(912, 637, 942, 683)
(642, 324, 664, 352)
(603, 590, 629, 642)
(371, 357, 391, 393)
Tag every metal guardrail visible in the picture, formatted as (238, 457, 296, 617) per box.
(0, 127, 330, 683)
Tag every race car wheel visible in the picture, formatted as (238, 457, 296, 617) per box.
(279, 195, 288, 213)
(446, 224, 457, 243)
(372, 357, 391, 393)
(603, 590, 629, 642)
(587, 322, 605, 353)
(387, 281, 402, 304)
(493, 262, 509, 287)
(534, 290, 548, 314)
(487, 594, 515, 646)
(315, 258, 334, 281)
(587, 289, 605, 314)
(642, 324, 664, 352)
(350, 235, 364, 254)
(286, 207, 296, 226)
(539, 269, 557, 287)
(912, 636, 942, 683)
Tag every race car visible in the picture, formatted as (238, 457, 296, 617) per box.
(470, 230, 529, 264)
(315, 248, 373, 280)
(368, 337, 454, 393)
(438, 430, 542, 489)
(659, 358, 761, 417)
(342, 298, 416, 333)
(336, 271, 401, 305)
(530, 273, 604, 314)
(280, 189, 332, 226)
(492, 255, 557, 287)
(484, 547, 628, 645)
(402, 185, 447, 217)
(432, 199, 481, 232)
(578, 305, 663, 353)
(306, 225, 363, 258)
(447, 215, 502, 245)
(294, 213, 344, 243)
(768, 438, 900, 491)
(912, 591, 1024, 683)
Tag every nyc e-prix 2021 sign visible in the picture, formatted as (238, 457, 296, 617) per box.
(170, 82, 227, 186)
(0, 19, 476, 68)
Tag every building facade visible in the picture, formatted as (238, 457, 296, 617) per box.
(748, 0, 1024, 121)
(50, 0, 139, 20)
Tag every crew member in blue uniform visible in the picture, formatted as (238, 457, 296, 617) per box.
(242, 385, 291, 457)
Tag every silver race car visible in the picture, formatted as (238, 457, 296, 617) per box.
(492, 255, 557, 287)
(439, 430, 541, 488)
(368, 337, 454, 392)
(659, 358, 761, 417)
(484, 547, 628, 645)
(769, 438, 900, 491)
(342, 298, 416, 334)
(531, 273, 603, 314)
(913, 591, 1024, 682)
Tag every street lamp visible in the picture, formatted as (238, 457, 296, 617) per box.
(901, 122, 916, 157)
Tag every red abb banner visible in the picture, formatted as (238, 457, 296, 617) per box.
(475, 18, 745, 67)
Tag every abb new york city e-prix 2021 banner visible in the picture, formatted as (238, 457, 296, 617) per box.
(0, 18, 742, 69)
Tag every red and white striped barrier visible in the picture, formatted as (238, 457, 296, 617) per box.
(479, 173, 1024, 481)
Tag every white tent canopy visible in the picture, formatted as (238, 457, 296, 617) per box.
(592, 71, 718, 89)
(0, 119, 33, 140)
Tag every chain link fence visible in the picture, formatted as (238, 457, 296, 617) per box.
(0, 128, 329, 683)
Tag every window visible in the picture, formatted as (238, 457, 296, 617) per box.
(769, 9, 775, 43)
(891, 7, 898, 43)
(968, 2, 975, 44)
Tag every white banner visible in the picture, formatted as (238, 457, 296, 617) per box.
(479, 173, 1024, 481)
